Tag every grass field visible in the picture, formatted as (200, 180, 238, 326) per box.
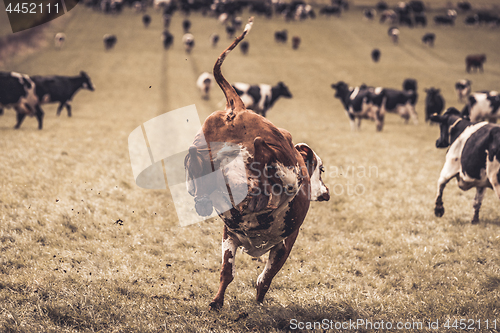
(1, 2, 500, 332)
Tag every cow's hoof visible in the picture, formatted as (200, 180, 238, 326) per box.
(434, 205, 444, 217)
(471, 218, 480, 225)
(209, 301, 223, 311)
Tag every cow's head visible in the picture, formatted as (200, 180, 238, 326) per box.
(295, 143, 330, 202)
(185, 145, 218, 216)
(430, 107, 469, 148)
(331, 81, 350, 98)
(80, 71, 95, 91)
(276, 82, 293, 99)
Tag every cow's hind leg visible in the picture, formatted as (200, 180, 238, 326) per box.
(14, 106, 27, 129)
(35, 105, 44, 130)
(472, 187, 486, 224)
(209, 225, 241, 311)
(256, 228, 299, 303)
(66, 102, 72, 117)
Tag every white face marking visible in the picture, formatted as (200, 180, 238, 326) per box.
(309, 152, 328, 201)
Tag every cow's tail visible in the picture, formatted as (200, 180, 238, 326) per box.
(213, 17, 253, 114)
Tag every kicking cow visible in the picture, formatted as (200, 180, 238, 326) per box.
(462, 91, 500, 123)
(184, 18, 329, 310)
(31, 71, 95, 117)
(455, 79, 471, 103)
(424, 87, 445, 123)
(232, 81, 292, 117)
(0, 71, 44, 129)
(431, 107, 500, 224)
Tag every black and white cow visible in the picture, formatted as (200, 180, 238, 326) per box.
(182, 33, 195, 53)
(210, 33, 219, 48)
(455, 79, 471, 103)
(103, 34, 117, 50)
(54, 32, 66, 49)
(142, 14, 151, 28)
(414, 13, 427, 27)
(430, 107, 500, 224)
(331, 81, 380, 131)
(162, 30, 174, 49)
(424, 87, 445, 122)
(370, 86, 419, 128)
(434, 11, 456, 25)
(422, 32, 435, 47)
(232, 82, 292, 117)
(182, 19, 191, 33)
(461, 91, 500, 123)
(196, 72, 214, 100)
(240, 41, 249, 55)
(371, 48, 381, 62)
(274, 30, 288, 43)
(363, 8, 376, 20)
(0, 71, 44, 129)
(31, 71, 95, 117)
(388, 26, 399, 44)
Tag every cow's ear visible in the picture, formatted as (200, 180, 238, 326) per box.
(295, 143, 315, 177)
(429, 113, 442, 123)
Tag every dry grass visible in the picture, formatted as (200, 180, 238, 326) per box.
(1, 3, 500, 332)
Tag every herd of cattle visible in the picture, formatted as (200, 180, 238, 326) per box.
(2, 0, 500, 311)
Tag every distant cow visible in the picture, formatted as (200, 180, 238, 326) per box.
(434, 11, 456, 25)
(292, 36, 301, 50)
(380, 9, 397, 24)
(455, 79, 471, 103)
(466, 54, 486, 73)
(232, 81, 292, 117)
(142, 14, 151, 28)
(388, 26, 399, 44)
(457, 1, 471, 11)
(370, 86, 419, 129)
(274, 30, 288, 43)
(54, 32, 66, 49)
(0, 71, 43, 129)
(414, 13, 427, 27)
(210, 34, 219, 48)
(182, 19, 191, 33)
(371, 49, 381, 62)
(196, 72, 214, 100)
(363, 8, 376, 20)
(182, 33, 195, 53)
(226, 25, 236, 39)
(431, 107, 500, 224)
(319, 5, 341, 16)
(462, 91, 500, 123)
(240, 41, 249, 54)
(103, 34, 117, 50)
(31, 71, 95, 117)
(162, 30, 174, 49)
(422, 32, 435, 47)
(403, 78, 418, 105)
(424, 87, 445, 122)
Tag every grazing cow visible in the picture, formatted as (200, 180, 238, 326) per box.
(331, 81, 380, 131)
(455, 79, 471, 103)
(371, 48, 381, 62)
(465, 15, 478, 26)
(414, 13, 427, 27)
(430, 107, 500, 224)
(182, 33, 195, 53)
(0, 71, 43, 129)
(162, 30, 174, 49)
(319, 5, 341, 16)
(196, 72, 214, 100)
(457, 1, 471, 11)
(462, 91, 500, 123)
(240, 41, 249, 55)
(422, 32, 435, 47)
(292, 36, 301, 50)
(54, 32, 66, 49)
(274, 30, 287, 43)
(184, 18, 329, 310)
(226, 25, 236, 39)
(408, 0, 425, 13)
(210, 33, 219, 48)
(424, 87, 445, 122)
(466, 54, 486, 73)
(380, 9, 397, 24)
(376, 1, 388, 12)
(31, 71, 95, 117)
(434, 12, 456, 25)
(142, 14, 151, 28)
(232, 82, 292, 117)
(363, 8, 376, 20)
(103, 34, 117, 50)
(388, 26, 399, 44)
(182, 19, 191, 33)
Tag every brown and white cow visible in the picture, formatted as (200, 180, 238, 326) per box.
(184, 18, 329, 310)
(466, 54, 486, 73)
(431, 107, 500, 224)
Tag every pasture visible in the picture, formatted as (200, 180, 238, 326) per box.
(1, 2, 500, 332)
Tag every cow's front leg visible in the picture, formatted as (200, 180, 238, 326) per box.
(347, 112, 356, 132)
(256, 228, 299, 303)
(14, 107, 26, 129)
(35, 105, 44, 130)
(375, 107, 384, 132)
(472, 187, 486, 224)
(66, 102, 72, 117)
(209, 225, 241, 311)
(435, 172, 456, 217)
